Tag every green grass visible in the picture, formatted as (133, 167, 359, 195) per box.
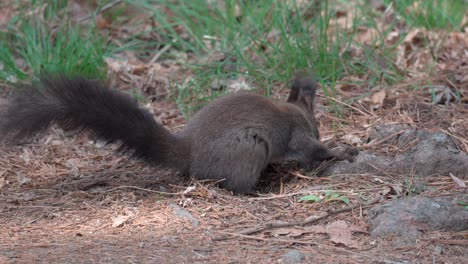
(128, 0, 406, 116)
(1, 0, 413, 116)
(384, 0, 466, 31)
(0, 1, 127, 82)
(2, 22, 107, 80)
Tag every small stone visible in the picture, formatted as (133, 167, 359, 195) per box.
(169, 203, 199, 227)
(280, 250, 305, 263)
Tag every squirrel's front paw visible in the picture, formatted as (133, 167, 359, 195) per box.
(333, 146, 359, 162)
(343, 147, 359, 162)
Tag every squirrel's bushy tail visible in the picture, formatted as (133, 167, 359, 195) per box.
(0, 76, 179, 166)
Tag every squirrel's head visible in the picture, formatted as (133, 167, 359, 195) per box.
(287, 74, 320, 139)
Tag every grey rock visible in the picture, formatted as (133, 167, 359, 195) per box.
(321, 125, 468, 178)
(369, 196, 468, 241)
(280, 250, 305, 263)
(169, 203, 199, 227)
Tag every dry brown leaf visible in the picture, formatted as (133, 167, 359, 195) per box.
(362, 89, 386, 110)
(356, 27, 380, 45)
(306, 220, 362, 248)
(182, 186, 197, 195)
(386, 31, 400, 46)
(391, 184, 403, 196)
(271, 228, 292, 237)
(112, 215, 132, 228)
(380, 186, 392, 196)
(371, 89, 386, 106)
(289, 229, 308, 238)
(105, 57, 129, 73)
(341, 134, 362, 145)
(270, 228, 308, 238)
(449, 173, 466, 188)
(326, 220, 360, 248)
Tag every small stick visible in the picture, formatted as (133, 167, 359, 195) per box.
(322, 95, 372, 117)
(212, 195, 382, 241)
(149, 44, 173, 64)
(103, 185, 181, 195)
(362, 130, 404, 148)
(215, 231, 318, 245)
(249, 189, 355, 201)
(431, 239, 468, 246)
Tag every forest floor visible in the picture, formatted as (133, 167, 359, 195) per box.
(0, 1, 467, 263)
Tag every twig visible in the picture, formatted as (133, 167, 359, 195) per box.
(249, 189, 355, 201)
(431, 239, 468, 246)
(103, 185, 181, 195)
(322, 95, 372, 117)
(213, 195, 382, 241)
(289, 170, 315, 180)
(149, 44, 173, 64)
(214, 231, 318, 245)
(362, 130, 404, 149)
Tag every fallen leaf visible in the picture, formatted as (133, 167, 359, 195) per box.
(360, 88, 387, 110)
(450, 173, 466, 188)
(341, 134, 362, 145)
(380, 186, 392, 196)
(105, 57, 129, 73)
(326, 220, 360, 248)
(370, 89, 386, 109)
(289, 229, 308, 238)
(391, 184, 403, 196)
(272, 228, 291, 237)
(112, 215, 132, 228)
(183, 185, 196, 194)
(306, 220, 361, 248)
(271, 228, 310, 238)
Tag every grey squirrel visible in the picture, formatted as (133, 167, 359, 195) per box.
(0, 75, 358, 194)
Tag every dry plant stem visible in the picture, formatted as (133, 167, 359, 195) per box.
(322, 95, 372, 117)
(215, 232, 318, 245)
(213, 195, 382, 241)
(149, 44, 173, 64)
(103, 185, 181, 195)
(250, 188, 354, 201)
(363, 130, 404, 149)
(431, 240, 468, 246)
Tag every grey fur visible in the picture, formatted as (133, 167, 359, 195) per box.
(0, 75, 358, 194)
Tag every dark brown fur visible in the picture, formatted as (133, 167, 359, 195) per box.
(0, 75, 357, 194)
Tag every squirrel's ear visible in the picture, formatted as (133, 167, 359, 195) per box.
(287, 73, 318, 112)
